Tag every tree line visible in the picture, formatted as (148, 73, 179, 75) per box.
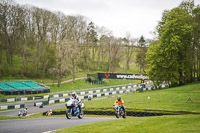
(0, 0, 147, 86)
(3, 0, 197, 88)
(146, 0, 200, 87)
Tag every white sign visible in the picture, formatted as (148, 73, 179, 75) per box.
(116, 74, 148, 79)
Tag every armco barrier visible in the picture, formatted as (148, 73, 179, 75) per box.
(34, 85, 154, 106)
(34, 97, 70, 107)
(0, 81, 153, 103)
(0, 97, 33, 103)
(43, 110, 175, 117)
(0, 103, 25, 110)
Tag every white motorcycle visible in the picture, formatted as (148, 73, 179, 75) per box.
(65, 98, 84, 119)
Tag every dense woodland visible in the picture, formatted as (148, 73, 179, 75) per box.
(0, 0, 146, 86)
(0, 0, 200, 87)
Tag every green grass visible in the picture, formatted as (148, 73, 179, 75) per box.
(0, 112, 70, 120)
(54, 82, 200, 114)
(1, 82, 200, 133)
(0, 112, 45, 120)
(48, 79, 140, 93)
(0, 114, 115, 120)
(56, 114, 200, 133)
(85, 82, 200, 113)
(120, 62, 140, 74)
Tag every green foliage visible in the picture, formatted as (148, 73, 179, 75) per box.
(136, 36, 148, 74)
(0, 1, 139, 82)
(146, 7, 194, 86)
(138, 35, 145, 47)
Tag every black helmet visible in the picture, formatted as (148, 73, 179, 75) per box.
(117, 96, 121, 101)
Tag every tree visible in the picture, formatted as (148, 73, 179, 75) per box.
(107, 37, 122, 72)
(96, 27, 112, 71)
(122, 33, 135, 72)
(146, 41, 166, 87)
(146, 8, 193, 86)
(192, 7, 200, 80)
(0, 0, 20, 67)
(179, 0, 194, 14)
(156, 10, 170, 37)
(136, 35, 147, 74)
(56, 13, 69, 87)
(32, 8, 52, 75)
(86, 22, 98, 64)
(66, 15, 86, 83)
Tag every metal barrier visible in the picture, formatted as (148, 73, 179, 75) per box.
(0, 103, 25, 110)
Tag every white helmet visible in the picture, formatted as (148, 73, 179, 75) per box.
(72, 92, 77, 98)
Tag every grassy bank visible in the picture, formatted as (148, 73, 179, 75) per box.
(54, 82, 200, 114)
(54, 82, 200, 133)
(56, 114, 200, 133)
(84, 82, 200, 113)
(0, 113, 45, 120)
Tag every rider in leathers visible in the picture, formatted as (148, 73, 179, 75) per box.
(71, 92, 82, 112)
(114, 96, 126, 113)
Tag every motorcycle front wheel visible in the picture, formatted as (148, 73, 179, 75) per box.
(66, 108, 72, 119)
(115, 111, 119, 118)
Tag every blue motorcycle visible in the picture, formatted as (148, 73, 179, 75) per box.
(65, 98, 84, 119)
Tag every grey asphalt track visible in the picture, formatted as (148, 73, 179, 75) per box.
(0, 98, 117, 133)
(0, 82, 142, 132)
(0, 103, 65, 116)
(0, 117, 116, 133)
(0, 94, 113, 117)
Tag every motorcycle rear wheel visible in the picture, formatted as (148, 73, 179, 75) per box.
(122, 112, 126, 118)
(78, 110, 84, 119)
(121, 110, 126, 118)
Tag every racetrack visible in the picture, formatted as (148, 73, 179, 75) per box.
(0, 103, 65, 116)
(0, 117, 116, 133)
(0, 94, 112, 117)
(0, 100, 117, 133)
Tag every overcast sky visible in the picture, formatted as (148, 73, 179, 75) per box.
(15, 0, 200, 39)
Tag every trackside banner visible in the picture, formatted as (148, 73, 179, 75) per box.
(97, 73, 148, 80)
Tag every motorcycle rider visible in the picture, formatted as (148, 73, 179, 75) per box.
(24, 107, 28, 115)
(71, 92, 82, 113)
(114, 96, 125, 113)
